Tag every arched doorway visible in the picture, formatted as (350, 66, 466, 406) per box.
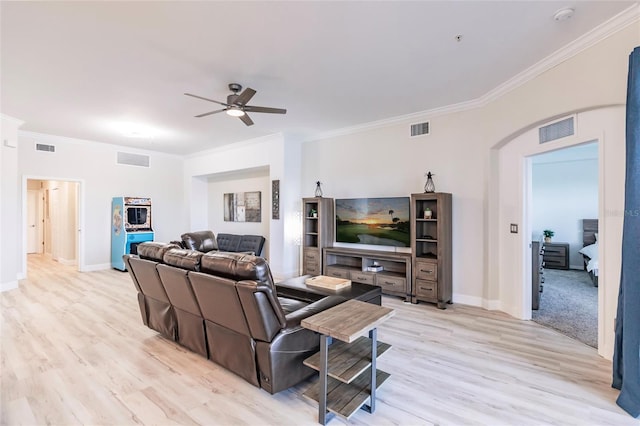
(488, 106, 626, 359)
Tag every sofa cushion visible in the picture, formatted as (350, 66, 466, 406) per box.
(200, 252, 274, 285)
(137, 242, 179, 262)
(181, 230, 218, 253)
(217, 233, 241, 252)
(238, 235, 266, 256)
(163, 248, 203, 271)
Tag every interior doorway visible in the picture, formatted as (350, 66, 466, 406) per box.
(528, 143, 599, 348)
(25, 179, 80, 270)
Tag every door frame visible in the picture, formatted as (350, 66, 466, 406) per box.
(490, 105, 624, 359)
(21, 176, 84, 276)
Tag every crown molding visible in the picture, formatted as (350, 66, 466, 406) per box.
(184, 132, 284, 159)
(478, 3, 640, 107)
(308, 4, 640, 143)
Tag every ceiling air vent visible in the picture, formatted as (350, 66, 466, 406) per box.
(539, 117, 574, 144)
(117, 151, 150, 167)
(410, 122, 430, 137)
(36, 143, 55, 152)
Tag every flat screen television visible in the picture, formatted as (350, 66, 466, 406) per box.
(335, 197, 410, 247)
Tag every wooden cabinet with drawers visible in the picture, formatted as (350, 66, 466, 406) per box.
(323, 247, 411, 301)
(542, 242, 569, 270)
(531, 240, 544, 310)
(410, 193, 452, 308)
(302, 197, 334, 276)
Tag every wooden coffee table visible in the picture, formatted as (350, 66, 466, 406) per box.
(301, 299, 394, 424)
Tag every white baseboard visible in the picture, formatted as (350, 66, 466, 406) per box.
(0, 280, 19, 292)
(451, 294, 502, 311)
(80, 263, 111, 272)
(58, 257, 77, 266)
(452, 293, 484, 308)
(483, 299, 502, 311)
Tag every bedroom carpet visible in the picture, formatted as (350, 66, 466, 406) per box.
(532, 268, 597, 348)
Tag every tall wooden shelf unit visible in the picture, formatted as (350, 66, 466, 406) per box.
(302, 197, 334, 276)
(410, 192, 452, 308)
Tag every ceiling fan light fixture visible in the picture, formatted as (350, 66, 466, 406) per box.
(226, 107, 245, 117)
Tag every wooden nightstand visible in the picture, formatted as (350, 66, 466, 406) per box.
(543, 242, 570, 270)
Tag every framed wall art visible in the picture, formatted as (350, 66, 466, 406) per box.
(272, 180, 280, 220)
(224, 191, 261, 222)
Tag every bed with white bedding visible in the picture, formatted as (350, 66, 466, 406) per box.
(580, 219, 598, 286)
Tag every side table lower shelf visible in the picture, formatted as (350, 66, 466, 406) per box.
(303, 368, 390, 420)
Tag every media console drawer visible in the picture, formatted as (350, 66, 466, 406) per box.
(303, 248, 321, 275)
(415, 279, 437, 300)
(351, 271, 375, 285)
(375, 275, 406, 293)
(415, 260, 438, 281)
(325, 266, 351, 279)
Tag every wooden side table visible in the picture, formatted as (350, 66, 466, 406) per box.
(543, 242, 570, 270)
(301, 299, 395, 425)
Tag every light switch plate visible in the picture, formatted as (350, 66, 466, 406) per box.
(510, 224, 518, 233)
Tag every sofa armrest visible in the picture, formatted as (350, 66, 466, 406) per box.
(284, 295, 345, 329)
(170, 240, 185, 249)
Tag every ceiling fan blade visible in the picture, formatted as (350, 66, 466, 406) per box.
(184, 93, 228, 107)
(239, 113, 254, 126)
(244, 105, 287, 114)
(233, 88, 256, 106)
(194, 108, 226, 118)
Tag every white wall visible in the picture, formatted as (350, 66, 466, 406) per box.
(301, 108, 487, 306)
(302, 20, 638, 360)
(183, 133, 302, 279)
(0, 115, 23, 291)
(532, 156, 598, 269)
(207, 168, 271, 259)
(16, 132, 186, 272)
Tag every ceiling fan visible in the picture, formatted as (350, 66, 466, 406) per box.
(185, 83, 287, 126)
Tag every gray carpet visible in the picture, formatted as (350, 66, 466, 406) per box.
(532, 268, 597, 348)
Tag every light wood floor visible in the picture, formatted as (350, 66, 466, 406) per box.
(1, 255, 634, 425)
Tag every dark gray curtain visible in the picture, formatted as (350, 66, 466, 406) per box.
(612, 46, 640, 417)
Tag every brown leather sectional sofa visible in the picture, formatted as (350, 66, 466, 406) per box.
(123, 242, 347, 394)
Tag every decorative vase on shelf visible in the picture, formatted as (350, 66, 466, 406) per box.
(424, 208, 433, 219)
(424, 172, 435, 193)
(314, 181, 323, 197)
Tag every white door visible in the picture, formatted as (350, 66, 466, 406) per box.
(27, 190, 41, 253)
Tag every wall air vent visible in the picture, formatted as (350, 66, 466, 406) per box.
(35, 143, 55, 152)
(410, 122, 430, 137)
(117, 152, 150, 168)
(539, 117, 574, 144)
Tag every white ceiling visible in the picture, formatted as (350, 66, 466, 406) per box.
(1, 1, 636, 155)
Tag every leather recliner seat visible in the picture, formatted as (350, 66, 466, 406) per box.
(124, 242, 345, 394)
